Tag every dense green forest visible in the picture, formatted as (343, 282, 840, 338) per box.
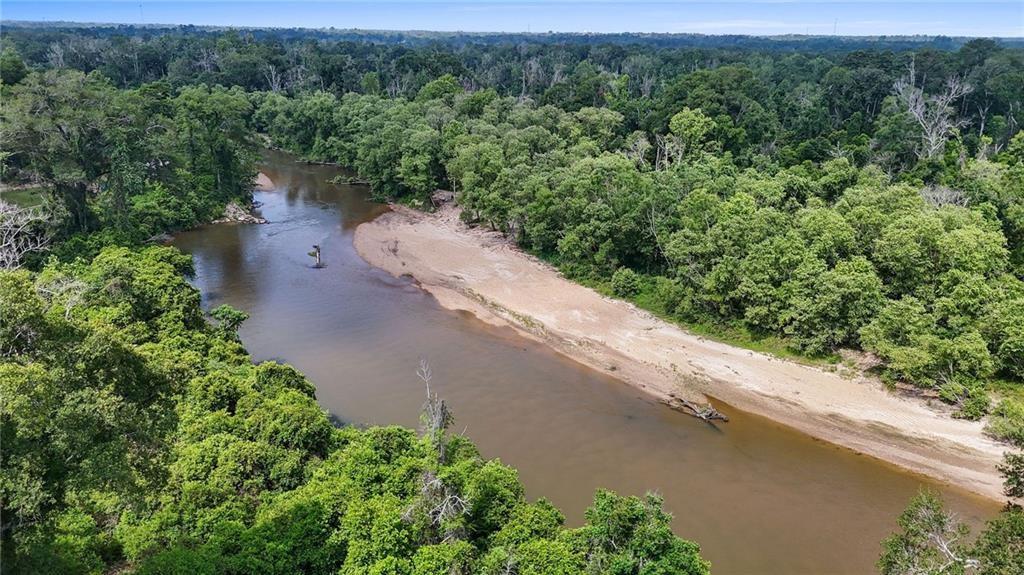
(1, 24, 1023, 574)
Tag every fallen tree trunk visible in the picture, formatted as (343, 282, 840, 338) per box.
(663, 393, 729, 422)
(681, 400, 729, 422)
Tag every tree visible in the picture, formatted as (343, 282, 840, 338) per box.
(416, 74, 463, 103)
(0, 248, 194, 570)
(361, 71, 381, 95)
(0, 70, 115, 232)
(873, 96, 924, 174)
(172, 84, 256, 203)
(972, 508, 1024, 575)
(210, 304, 249, 338)
(398, 127, 443, 195)
(0, 201, 51, 269)
(567, 490, 710, 575)
(894, 61, 974, 160)
(785, 256, 885, 353)
(881, 453, 1024, 575)
(573, 106, 624, 149)
(667, 107, 717, 162)
(878, 491, 975, 575)
(998, 452, 1024, 499)
(0, 47, 28, 85)
(611, 267, 642, 297)
(2, 238, 712, 573)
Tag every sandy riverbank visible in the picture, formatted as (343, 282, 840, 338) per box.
(354, 204, 1008, 500)
(255, 171, 276, 191)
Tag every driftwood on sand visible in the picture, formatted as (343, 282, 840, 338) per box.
(678, 400, 729, 422)
(663, 393, 729, 422)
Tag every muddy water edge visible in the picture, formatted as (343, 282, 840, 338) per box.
(171, 150, 1001, 575)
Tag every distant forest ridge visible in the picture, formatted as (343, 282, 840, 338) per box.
(3, 20, 1023, 51)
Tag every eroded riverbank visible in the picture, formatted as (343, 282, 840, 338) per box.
(354, 203, 1008, 501)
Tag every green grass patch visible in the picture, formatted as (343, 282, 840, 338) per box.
(394, 193, 432, 211)
(988, 377, 1024, 403)
(0, 187, 46, 207)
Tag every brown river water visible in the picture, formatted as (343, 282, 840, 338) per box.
(172, 150, 1001, 575)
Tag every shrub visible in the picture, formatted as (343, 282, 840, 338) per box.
(938, 378, 991, 420)
(654, 276, 684, 309)
(611, 267, 642, 298)
(957, 392, 992, 421)
(985, 399, 1024, 448)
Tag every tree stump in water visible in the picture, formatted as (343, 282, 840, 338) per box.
(308, 245, 324, 268)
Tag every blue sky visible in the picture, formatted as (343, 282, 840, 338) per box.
(3, 1, 1022, 37)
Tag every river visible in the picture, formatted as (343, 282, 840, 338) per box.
(171, 150, 1000, 574)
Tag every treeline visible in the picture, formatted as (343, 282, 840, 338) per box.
(1, 25, 1022, 155)
(11, 22, 1023, 51)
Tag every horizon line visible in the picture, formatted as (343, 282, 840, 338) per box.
(2, 19, 1020, 39)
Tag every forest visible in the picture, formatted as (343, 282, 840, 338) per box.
(1, 23, 1023, 574)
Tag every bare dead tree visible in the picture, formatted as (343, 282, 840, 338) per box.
(400, 360, 468, 544)
(129, 37, 142, 81)
(654, 135, 667, 170)
(911, 501, 979, 573)
(1008, 101, 1021, 136)
(758, 139, 779, 158)
(828, 142, 853, 161)
(893, 60, 973, 160)
(622, 131, 652, 169)
(653, 134, 683, 170)
(974, 99, 993, 140)
(639, 73, 657, 99)
(646, 205, 674, 266)
(499, 556, 519, 575)
(46, 42, 66, 68)
(35, 275, 90, 320)
(387, 74, 413, 98)
(622, 54, 658, 98)
(263, 63, 283, 92)
(286, 64, 318, 93)
(520, 58, 544, 100)
(549, 63, 567, 88)
(401, 470, 468, 543)
(417, 359, 454, 464)
(196, 47, 219, 74)
(920, 185, 969, 208)
(0, 201, 51, 270)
